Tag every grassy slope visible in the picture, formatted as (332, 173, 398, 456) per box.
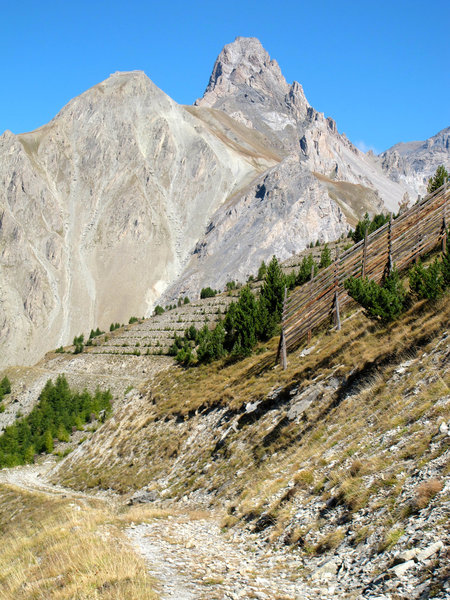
(0, 484, 158, 600)
(53, 288, 449, 533)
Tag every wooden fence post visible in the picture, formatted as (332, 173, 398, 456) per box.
(415, 204, 421, 263)
(307, 263, 315, 343)
(277, 286, 288, 369)
(334, 248, 341, 331)
(442, 177, 448, 253)
(387, 213, 393, 274)
(362, 227, 368, 277)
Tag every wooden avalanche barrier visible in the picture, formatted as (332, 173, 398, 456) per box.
(280, 182, 449, 360)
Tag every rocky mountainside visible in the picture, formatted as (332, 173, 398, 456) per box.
(1, 37, 448, 369)
(379, 127, 450, 193)
(47, 287, 450, 599)
(0, 71, 278, 368)
(160, 38, 446, 304)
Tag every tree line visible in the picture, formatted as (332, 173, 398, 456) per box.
(0, 375, 111, 468)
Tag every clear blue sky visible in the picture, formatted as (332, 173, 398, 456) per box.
(1, 0, 449, 152)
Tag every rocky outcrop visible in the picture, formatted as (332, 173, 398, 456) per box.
(160, 158, 348, 302)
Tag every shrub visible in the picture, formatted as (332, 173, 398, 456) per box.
(295, 254, 317, 286)
(175, 346, 194, 367)
(409, 258, 444, 300)
(351, 212, 390, 243)
(257, 261, 267, 280)
(414, 478, 443, 510)
(73, 334, 84, 354)
(154, 305, 165, 315)
(200, 287, 217, 299)
(55, 346, 64, 353)
(109, 322, 120, 332)
(197, 322, 226, 364)
(128, 316, 139, 324)
(226, 281, 236, 291)
(345, 269, 407, 322)
(89, 327, 104, 340)
(183, 297, 190, 304)
(0, 376, 11, 401)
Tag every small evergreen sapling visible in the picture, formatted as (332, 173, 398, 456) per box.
(345, 269, 406, 323)
(409, 259, 444, 300)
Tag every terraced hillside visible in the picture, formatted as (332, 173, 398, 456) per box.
(87, 295, 236, 356)
(0, 292, 238, 434)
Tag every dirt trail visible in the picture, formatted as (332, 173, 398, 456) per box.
(0, 460, 116, 506)
(0, 463, 318, 600)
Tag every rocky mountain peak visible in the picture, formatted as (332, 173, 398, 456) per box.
(196, 36, 289, 108)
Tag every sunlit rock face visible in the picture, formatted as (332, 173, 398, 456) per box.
(0, 71, 277, 368)
(378, 127, 450, 193)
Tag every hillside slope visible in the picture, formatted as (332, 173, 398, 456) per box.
(49, 289, 449, 598)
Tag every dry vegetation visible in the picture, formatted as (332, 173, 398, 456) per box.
(0, 485, 158, 600)
(53, 283, 449, 558)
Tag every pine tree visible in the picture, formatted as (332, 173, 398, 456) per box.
(257, 260, 267, 280)
(258, 256, 286, 340)
(319, 244, 332, 269)
(427, 165, 448, 194)
(224, 287, 259, 356)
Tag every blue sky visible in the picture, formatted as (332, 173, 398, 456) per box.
(1, 0, 449, 152)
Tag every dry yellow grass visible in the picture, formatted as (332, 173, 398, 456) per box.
(52, 285, 449, 553)
(0, 485, 158, 600)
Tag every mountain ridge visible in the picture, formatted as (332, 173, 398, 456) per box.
(1, 37, 448, 369)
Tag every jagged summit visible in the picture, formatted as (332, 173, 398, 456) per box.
(196, 37, 309, 151)
(197, 37, 289, 104)
(378, 126, 450, 189)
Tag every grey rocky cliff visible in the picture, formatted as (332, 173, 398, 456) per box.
(196, 37, 417, 212)
(0, 71, 277, 368)
(160, 157, 348, 303)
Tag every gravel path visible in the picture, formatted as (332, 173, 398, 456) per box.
(126, 516, 311, 600)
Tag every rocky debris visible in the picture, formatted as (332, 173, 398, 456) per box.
(127, 489, 160, 505)
(127, 515, 313, 600)
(53, 324, 450, 599)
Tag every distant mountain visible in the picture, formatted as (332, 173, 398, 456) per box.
(378, 127, 450, 192)
(1, 38, 448, 368)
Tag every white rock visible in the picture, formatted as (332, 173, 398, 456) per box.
(439, 421, 449, 434)
(390, 559, 415, 577)
(417, 541, 444, 562)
